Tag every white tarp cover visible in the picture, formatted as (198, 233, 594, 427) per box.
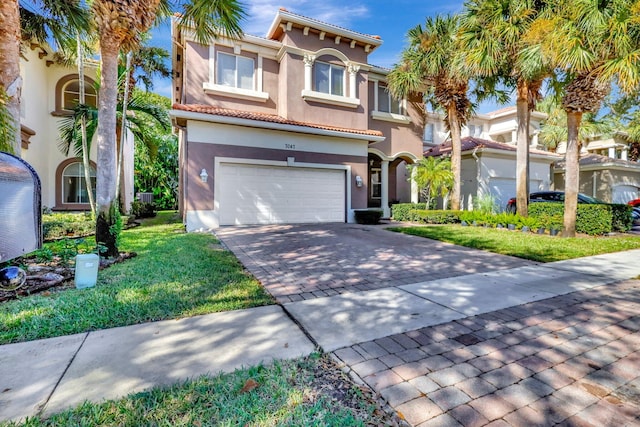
(0, 153, 41, 262)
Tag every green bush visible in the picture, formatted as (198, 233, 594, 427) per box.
(354, 209, 383, 224)
(410, 210, 461, 224)
(130, 200, 157, 218)
(610, 204, 632, 232)
(529, 202, 613, 235)
(42, 213, 95, 241)
(391, 203, 427, 221)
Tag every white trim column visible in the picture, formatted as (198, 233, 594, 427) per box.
(609, 146, 616, 158)
(411, 166, 419, 203)
(347, 64, 360, 99)
(381, 160, 390, 218)
(303, 54, 315, 91)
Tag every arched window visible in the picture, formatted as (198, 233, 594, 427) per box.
(53, 75, 98, 116)
(314, 61, 345, 96)
(55, 159, 97, 209)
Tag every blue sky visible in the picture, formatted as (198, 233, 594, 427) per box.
(150, 0, 505, 112)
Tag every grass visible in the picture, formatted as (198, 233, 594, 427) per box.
(5, 354, 383, 427)
(390, 225, 640, 262)
(0, 212, 273, 344)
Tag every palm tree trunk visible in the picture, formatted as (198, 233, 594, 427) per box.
(515, 80, 530, 217)
(0, 0, 22, 155)
(563, 111, 582, 237)
(448, 102, 462, 211)
(116, 51, 133, 212)
(77, 33, 96, 216)
(96, 37, 121, 257)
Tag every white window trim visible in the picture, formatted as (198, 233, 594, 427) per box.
(370, 81, 410, 124)
(301, 89, 360, 108)
(204, 46, 269, 102)
(301, 54, 360, 108)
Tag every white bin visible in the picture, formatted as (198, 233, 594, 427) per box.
(75, 253, 99, 289)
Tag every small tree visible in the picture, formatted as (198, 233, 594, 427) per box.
(410, 157, 454, 209)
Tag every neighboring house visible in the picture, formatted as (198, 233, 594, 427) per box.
(170, 8, 424, 230)
(554, 154, 640, 203)
(425, 137, 560, 211)
(18, 43, 134, 212)
(422, 106, 546, 151)
(556, 131, 632, 160)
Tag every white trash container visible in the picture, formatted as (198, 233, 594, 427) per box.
(75, 253, 99, 289)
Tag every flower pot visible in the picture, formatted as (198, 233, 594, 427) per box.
(507, 224, 516, 231)
(472, 221, 478, 226)
(461, 220, 468, 226)
(536, 227, 545, 234)
(497, 224, 504, 229)
(550, 228, 560, 236)
(521, 226, 530, 233)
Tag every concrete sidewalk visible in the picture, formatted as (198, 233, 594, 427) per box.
(285, 249, 640, 352)
(0, 305, 315, 423)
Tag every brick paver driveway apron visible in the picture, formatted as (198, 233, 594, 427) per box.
(216, 223, 535, 304)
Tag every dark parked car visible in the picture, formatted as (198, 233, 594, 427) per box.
(505, 191, 607, 213)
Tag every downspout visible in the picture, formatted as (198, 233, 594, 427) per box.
(471, 146, 480, 211)
(592, 171, 597, 198)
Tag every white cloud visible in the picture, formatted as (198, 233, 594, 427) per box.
(242, 0, 370, 36)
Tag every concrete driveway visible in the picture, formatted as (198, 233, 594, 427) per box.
(216, 223, 535, 304)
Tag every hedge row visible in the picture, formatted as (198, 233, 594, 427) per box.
(410, 210, 461, 224)
(528, 202, 632, 235)
(391, 203, 427, 221)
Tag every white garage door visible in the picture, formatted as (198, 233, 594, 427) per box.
(218, 163, 346, 225)
(489, 178, 542, 211)
(613, 185, 639, 204)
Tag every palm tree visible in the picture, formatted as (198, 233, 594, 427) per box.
(530, 0, 640, 236)
(0, 0, 88, 155)
(459, 0, 547, 217)
(410, 157, 454, 209)
(90, 0, 245, 256)
(388, 15, 471, 211)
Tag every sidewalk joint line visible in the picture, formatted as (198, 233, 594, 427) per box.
(36, 331, 90, 418)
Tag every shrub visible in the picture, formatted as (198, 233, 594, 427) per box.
(610, 204, 632, 232)
(410, 210, 461, 224)
(529, 202, 612, 235)
(354, 209, 383, 224)
(474, 194, 498, 214)
(391, 203, 427, 221)
(130, 200, 157, 218)
(42, 213, 95, 241)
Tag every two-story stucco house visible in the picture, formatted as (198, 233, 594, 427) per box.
(18, 43, 134, 212)
(170, 9, 424, 231)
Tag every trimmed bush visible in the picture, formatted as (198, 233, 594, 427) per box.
(410, 210, 461, 224)
(43, 213, 95, 241)
(529, 202, 613, 235)
(354, 209, 383, 224)
(130, 200, 157, 218)
(391, 203, 427, 221)
(610, 203, 633, 232)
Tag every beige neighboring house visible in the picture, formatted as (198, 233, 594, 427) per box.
(18, 43, 134, 212)
(171, 9, 425, 230)
(554, 154, 640, 203)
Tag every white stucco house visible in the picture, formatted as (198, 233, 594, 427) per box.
(17, 43, 134, 212)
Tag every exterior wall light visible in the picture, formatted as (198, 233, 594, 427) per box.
(355, 175, 363, 187)
(200, 168, 209, 183)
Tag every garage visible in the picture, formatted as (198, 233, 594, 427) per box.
(613, 185, 639, 204)
(218, 163, 346, 225)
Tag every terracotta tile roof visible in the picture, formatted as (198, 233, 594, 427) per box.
(485, 106, 517, 116)
(424, 136, 558, 157)
(173, 104, 384, 138)
(554, 153, 640, 169)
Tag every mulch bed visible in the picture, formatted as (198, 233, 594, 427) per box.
(0, 252, 136, 302)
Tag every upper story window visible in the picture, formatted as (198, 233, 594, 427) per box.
(467, 124, 483, 138)
(53, 75, 98, 116)
(377, 85, 403, 115)
(423, 123, 435, 143)
(314, 62, 345, 96)
(217, 52, 255, 90)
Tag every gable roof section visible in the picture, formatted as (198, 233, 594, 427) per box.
(424, 136, 559, 158)
(554, 153, 640, 171)
(171, 104, 385, 141)
(266, 9, 383, 52)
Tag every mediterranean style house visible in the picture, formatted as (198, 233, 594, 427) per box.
(18, 43, 134, 213)
(170, 8, 424, 230)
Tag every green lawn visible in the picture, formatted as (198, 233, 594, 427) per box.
(0, 212, 273, 344)
(390, 225, 640, 262)
(5, 354, 386, 427)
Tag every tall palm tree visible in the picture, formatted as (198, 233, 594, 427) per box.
(531, 0, 640, 236)
(90, 0, 245, 256)
(388, 15, 471, 210)
(460, 0, 548, 217)
(0, 0, 88, 155)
